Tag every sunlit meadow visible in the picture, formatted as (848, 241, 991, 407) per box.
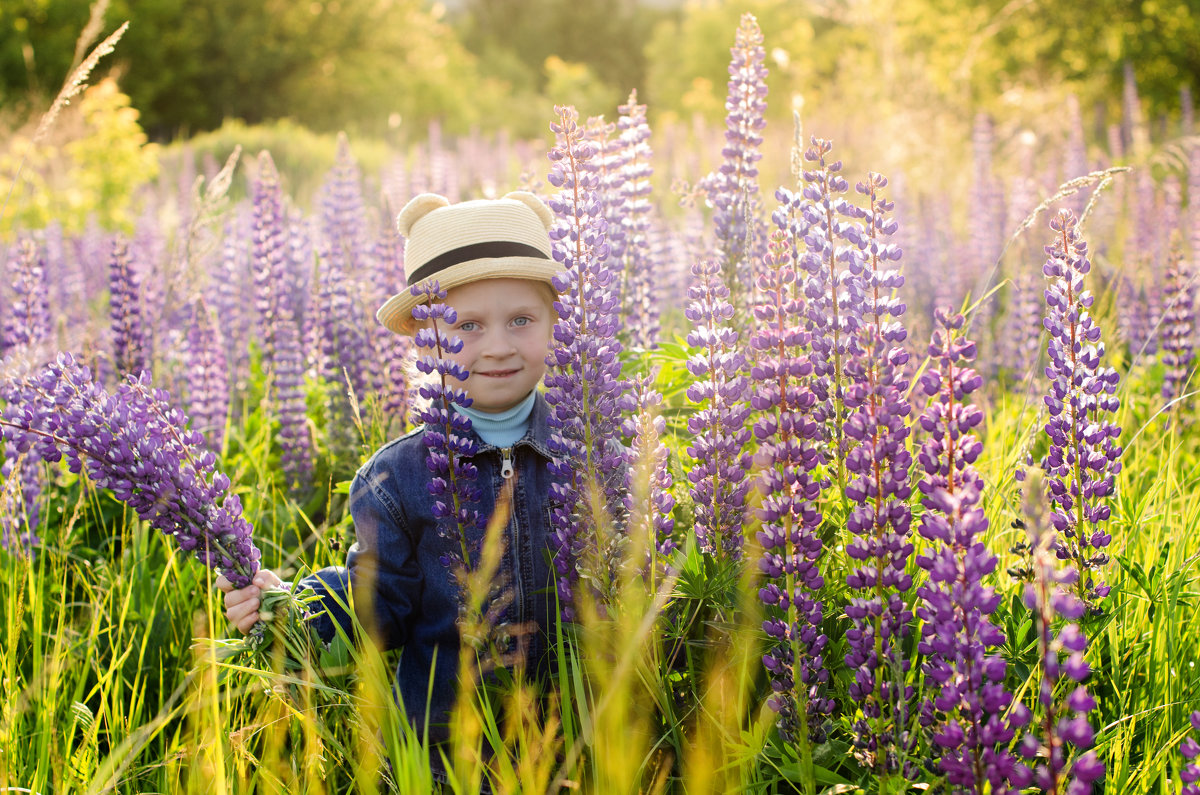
(2, 11, 1200, 795)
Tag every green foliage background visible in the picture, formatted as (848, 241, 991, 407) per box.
(1, 0, 1197, 141)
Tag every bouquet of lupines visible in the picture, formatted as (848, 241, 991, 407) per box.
(0, 352, 315, 657)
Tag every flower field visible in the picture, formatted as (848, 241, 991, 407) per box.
(4, 11, 1200, 795)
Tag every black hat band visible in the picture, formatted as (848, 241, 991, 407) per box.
(407, 242, 551, 285)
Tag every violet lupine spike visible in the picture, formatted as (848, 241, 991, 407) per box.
(251, 150, 291, 364)
(213, 216, 251, 394)
(0, 353, 261, 587)
(314, 241, 370, 422)
(373, 212, 413, 433)
(914, 309, 1021, 792)
(1000, 272, 1044, 384)
(274, 316, 312, 493)
(1008, 517, 1103, 794)
(840, 172, 915, 776)
(750, 228, 831, 759)
(1040, 209, 1123, 613)
(0, 452, 41, 550)
(706, 12, 768, 319)
(317, 136, 373, 400)
(798, 136, 866, 491)
(1161, 247, 1196, 406)
(684, 259, 752, 562)
(543, 105, 629, 619)
(3, 238, 52, 350)
(184, 298, 229, 453)
(613, 90, 660, 350)
(108, 236, 149, 380)
(1181, 712, 1200, 794)
(409, 282, 485, 587)
(620, 374, 677, 569)
(1, 238, 50, 548)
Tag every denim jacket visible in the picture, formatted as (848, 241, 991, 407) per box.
(299, 391, 557, 743)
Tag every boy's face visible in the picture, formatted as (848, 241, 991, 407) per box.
(440, 278, 555, 413)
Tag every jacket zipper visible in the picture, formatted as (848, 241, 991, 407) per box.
(499, 446, 522, 631)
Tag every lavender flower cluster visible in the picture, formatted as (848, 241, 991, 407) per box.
(683, 259, 751, 562)
(1181, 712, 1200, 793)
(1010, 527, 1104, 793)
(409, 282, 484, 580)
(542, 105, 629, 618)
(706, 12, 768, 312)
(0, 352, 260, 587)
(750, 229, 831, 746)
(839, 173, 915, 773)
(914, 309, 1019, 790)
(1040, 209, 1123, 612)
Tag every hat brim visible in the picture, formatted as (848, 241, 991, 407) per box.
(377, 256, 565, 335)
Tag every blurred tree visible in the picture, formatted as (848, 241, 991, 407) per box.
(453, 0, 667, 105)
(0, 0, 510, 139)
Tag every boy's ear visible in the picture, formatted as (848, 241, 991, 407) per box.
(397, 193, 450, 238)
(503, 191, 554, 231)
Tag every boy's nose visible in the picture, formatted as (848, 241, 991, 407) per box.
(480, 328, 517, 357)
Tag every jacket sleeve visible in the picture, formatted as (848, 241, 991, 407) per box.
(298, 462, 422, 650)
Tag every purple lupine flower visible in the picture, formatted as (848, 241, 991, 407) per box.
(108, 236, 149, 380)
(0, 353, 260, 587)
(373, 205, 412, 436)
(684, 259, 751, 561)
(1008, 513, 1103, 794)
(0, 449, 41, 551)
(620, 375, 677, 567)
(1121, 60, 1145, 156)
(840, 172, 915, 776)
(409, 282, 485, 589)
(184, 298, 229, 453)
(315, 134, 372, 403)
(543, 105, 628, 619)
(209, 215, 250, 394)
(251, 151, 292, 364)
(1000, 272, 1045, 385)
(1040, 209, 1123, 613)
(613, 90, 660, 350)
(750, 228, 831, 763)
(3, 238, 52, 351)
(1121, 169, 1159, 359)
(313, 241, 370, 415)
(704, 12, 768, 316)
(968, 113, 1005, 342)
(797, 137, 865, 491)
(274, 316, 312, 493)
(1161, 247, 1196, 405)
(915, 309, 1021, 792)
(1180, 712, 1200, 794)
(1063, 96, 1089, 216)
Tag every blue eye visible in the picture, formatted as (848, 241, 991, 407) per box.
(459, 321, 478, 332)
(513, 316, 530, 327)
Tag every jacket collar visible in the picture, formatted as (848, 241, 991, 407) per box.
(468, 390, 555, 461)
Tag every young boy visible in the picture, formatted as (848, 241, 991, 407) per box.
(218, 190, 563, 752)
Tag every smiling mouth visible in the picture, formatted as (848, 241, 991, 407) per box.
(477, 369, 520, 377)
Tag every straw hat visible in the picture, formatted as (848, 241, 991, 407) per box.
(376, 191, 562, 334)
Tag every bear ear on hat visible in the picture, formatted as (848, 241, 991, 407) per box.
(502, 190, 554, 231)
(396, 193, 450, 238)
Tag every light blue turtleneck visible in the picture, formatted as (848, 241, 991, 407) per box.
(453, 389, 537, 447)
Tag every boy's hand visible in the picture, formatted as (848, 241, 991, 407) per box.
(215, 570, 284, 634)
